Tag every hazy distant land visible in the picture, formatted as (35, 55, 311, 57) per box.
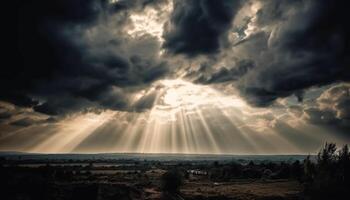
(0, 151, 310, 162)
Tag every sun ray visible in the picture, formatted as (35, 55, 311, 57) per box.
(5, 78, 341, 154)
(194, 108, 221, 154)
(31, 112, 114, 153)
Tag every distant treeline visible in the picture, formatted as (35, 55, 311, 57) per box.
(166, 143, 350, 200)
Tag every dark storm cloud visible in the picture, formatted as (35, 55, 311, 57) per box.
(304, 84, 350, 127)
(194, 59, 255, 84)
(0, 101, 57, 127)
(0, 112, 12, 123)
(111, 0, 168, 12)
(9, 116, 59, 127)
(5, 0, 169, 115)
(10, 118, 38, 127)
(163, 0, 242, 57)
(0, 93, 38, 108)
(33, 95, 96, 116)
(7, 0, 350, 117)
(304, 108, 339, 125)
(235, 0, 350, 106)
(132, 89, 162, 111)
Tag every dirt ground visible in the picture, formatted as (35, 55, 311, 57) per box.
(2, 165, 302, 200)
(181, 179, 301, 200)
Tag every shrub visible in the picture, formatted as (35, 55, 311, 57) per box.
(303, 143, 350, 199)
(160, 169, 183, 193)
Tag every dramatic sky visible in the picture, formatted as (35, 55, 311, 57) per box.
(1, 0, 349, 154)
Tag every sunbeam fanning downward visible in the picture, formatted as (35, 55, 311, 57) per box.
(130, 79, 249, 154)
(96, 79, 325, 154)
(1, 79, 348, 154)
(31, 112, 115, 153)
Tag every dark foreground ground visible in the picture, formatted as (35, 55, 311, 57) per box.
(2, 168, 301, 200)
(0, 155, 303, 200)
(2, 143, 349, 200)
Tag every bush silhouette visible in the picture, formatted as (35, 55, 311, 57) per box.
(160, 169, 183, 193)
(303, 143, 350, 200)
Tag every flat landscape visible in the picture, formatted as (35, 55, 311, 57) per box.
(1, 153, 304, 200)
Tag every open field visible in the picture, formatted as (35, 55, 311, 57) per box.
(181, 180, 301, 200)
(1, 153, 303, 200)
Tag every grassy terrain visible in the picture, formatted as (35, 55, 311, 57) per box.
(1, 162, 301, 200)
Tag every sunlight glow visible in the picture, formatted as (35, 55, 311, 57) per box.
(152, 79, 248, 122)
(109, 0, 119, 4)
(127, 1, 173, 41)
(3, 79, 344, 155)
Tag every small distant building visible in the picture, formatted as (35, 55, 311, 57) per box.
(188, 169, 207, 175)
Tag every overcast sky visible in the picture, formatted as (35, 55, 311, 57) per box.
(1, 0, 349, 154)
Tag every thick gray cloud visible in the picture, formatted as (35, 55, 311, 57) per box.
(194, 59, 255, 84)
(10, 118, 39, 127)
(5, 0, 170, 115)
(163, 0, 243, 57)
(6, 0, 350, 118)
(234, 0, 350, 106)
(304, 84, 350, 127)
(181, 0, 349, 107)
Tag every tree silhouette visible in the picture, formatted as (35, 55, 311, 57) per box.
(303, 143, 350, 200)
(160, 169, 183, 193)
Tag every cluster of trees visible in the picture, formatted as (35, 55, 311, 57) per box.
(161, 169, 183, 193)
(303, 143, 350, 199)
(159, 143, 350, 200)
(206, 159, 304, 182)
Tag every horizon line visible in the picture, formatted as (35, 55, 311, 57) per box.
(0, 150, 317, 156)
